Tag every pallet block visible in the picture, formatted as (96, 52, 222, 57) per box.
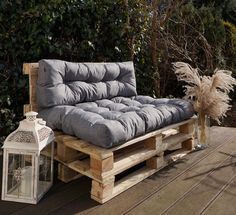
(58, 163, 81, 183)
(23, 62, 196, 203)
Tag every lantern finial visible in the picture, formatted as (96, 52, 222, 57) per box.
(25, 111, 38, 121)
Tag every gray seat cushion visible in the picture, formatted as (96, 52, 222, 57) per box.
(38, 96, 194, 148)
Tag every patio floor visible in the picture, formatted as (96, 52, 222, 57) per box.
(1, 126, 236, 215)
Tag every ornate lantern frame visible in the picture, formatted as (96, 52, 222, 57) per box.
(1, 112, 54, 204)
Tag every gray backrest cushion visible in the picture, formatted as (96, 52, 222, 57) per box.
(37, 59, 137, 108)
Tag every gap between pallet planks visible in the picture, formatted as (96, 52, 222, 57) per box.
(23, 62, 196, 203)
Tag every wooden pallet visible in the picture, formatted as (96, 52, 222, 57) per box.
(23, 62, 196, 203)
(54, 118, 195, 203)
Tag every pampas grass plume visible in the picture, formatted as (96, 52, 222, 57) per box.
(173, 62, 236, 124)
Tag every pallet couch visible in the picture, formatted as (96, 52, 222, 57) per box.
(23, 60, 195, 203)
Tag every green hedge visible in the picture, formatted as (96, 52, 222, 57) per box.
(0, 0, 236, 144)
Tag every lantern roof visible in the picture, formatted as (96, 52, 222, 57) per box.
(3, 112, 54, 151)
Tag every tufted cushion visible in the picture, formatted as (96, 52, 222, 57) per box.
(37, 59, 137, 108)
(38, 96, 194, 148)
(37, 59, 194, 148)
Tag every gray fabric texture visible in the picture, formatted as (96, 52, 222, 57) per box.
(37, 59, 194, 148)
(37, 59, 137, 108)
(38, 96, 194, 148)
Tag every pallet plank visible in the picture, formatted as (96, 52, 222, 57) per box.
(162, 133, 192, 151)
(110, 118, 195, 152)
(57, 141, 85, 163)
(113, 148, 158, 176)
(91, 166, 158, 204)
(66, 148, 159, 182)
(58, 164, 81, 183)
(63, 139, 112, 160)
(68, 160, 92, 179)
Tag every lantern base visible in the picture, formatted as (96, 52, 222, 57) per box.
(1, 196, 38, 204)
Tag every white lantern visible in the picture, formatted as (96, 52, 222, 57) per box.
(1, 112, 54, 204)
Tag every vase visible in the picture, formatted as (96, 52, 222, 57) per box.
(195, 112, 211, 150)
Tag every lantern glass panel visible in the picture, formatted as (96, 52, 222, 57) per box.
(38, 144, 53, 197)
(7, 153, 33, 199)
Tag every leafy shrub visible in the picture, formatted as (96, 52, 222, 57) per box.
(151, 2, 236, 98)
(223, 21, 236, 67)
(223, 0, 236, 25)
(0, 0, 236, 145)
